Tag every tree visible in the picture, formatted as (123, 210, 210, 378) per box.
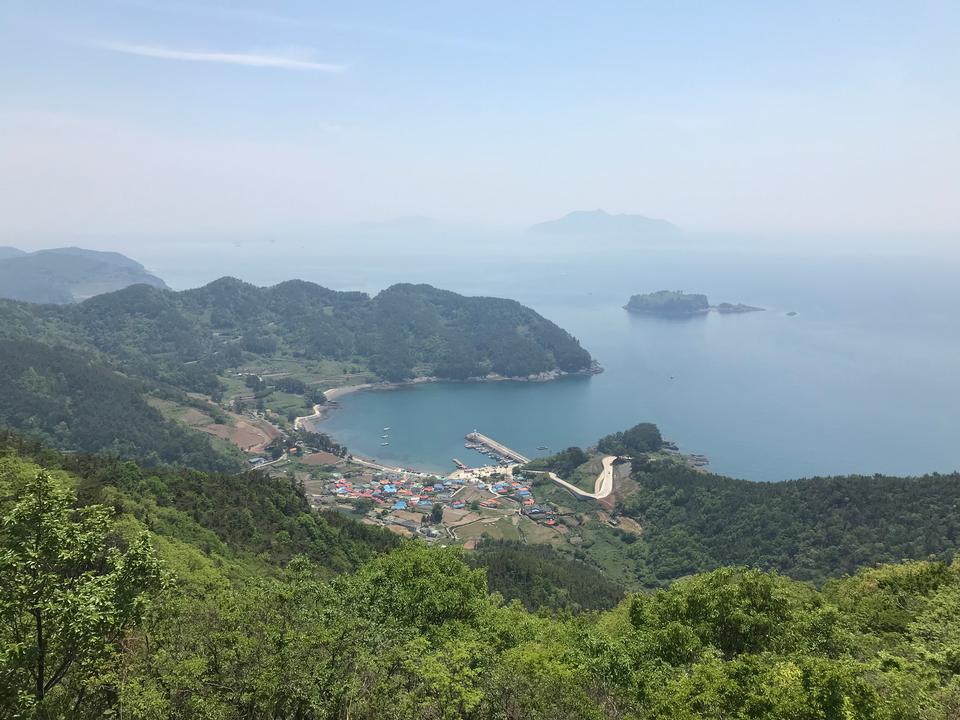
(597, 423, 663, 456)
(431, 503, 445, 524)
(0, 469, 162, 716)
(354, 497, 375, 514)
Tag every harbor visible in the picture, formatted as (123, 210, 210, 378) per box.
(464, 430, 530, 465)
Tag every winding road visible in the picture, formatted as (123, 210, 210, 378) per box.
(545, 455, 617, 500)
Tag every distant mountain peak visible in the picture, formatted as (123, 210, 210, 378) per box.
(528, 209, 680, 238)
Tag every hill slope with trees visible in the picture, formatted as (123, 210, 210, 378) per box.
(525, 423, 960, 589)
(620, 460, 960, 586)
(0, 277, 594, 386)
(0, 338, 242, 471)
(0, 278, 593, 465)
(2, 434, 960, 718)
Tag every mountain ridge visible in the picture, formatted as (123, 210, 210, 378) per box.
(0, 277, 594, 465)
(0, 246, 168, 304)
(529, 209, 681, 238)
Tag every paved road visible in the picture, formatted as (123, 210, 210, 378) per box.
(545, 455, 616, 500)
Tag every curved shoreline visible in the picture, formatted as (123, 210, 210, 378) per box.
(307, 364, 602, 427)
(295, 366, 601, 472)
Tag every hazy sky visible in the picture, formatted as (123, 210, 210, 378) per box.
(1, 1, 958, 243)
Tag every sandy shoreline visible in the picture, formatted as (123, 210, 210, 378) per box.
(295, 380, 421, 433)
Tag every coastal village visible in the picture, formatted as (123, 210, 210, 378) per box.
(305, 462, 559, 546)
(279, 428, 570, 547)
(199, 373, 572, 545)
(168, 369, 692, 552)
(254, 416, 660, 554)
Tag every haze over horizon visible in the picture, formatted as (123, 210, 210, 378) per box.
(1, 1, 958, 252)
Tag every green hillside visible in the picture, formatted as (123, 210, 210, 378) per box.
(0, 339, 242, 471)
(0, 277, 594, 388)
(0, 278, 593, 465)
(2, 435, 960, 718)
(619, 461, 960, 586)
(523, 424, 960, 589)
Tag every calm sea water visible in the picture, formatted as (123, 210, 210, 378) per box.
(154, 243, 960, 481)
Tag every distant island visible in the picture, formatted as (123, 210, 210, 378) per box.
(528, 209, 680, 239)
(0, 246, 167, 303)
(624, 290, 764, 316)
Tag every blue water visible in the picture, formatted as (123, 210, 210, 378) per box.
(152, 243, 960, 481)
(315, 250, 960, 480)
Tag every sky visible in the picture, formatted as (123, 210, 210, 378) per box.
(1, 0, 958, 247)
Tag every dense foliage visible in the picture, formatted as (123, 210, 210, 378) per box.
(3, 443, 960, 718)
(0, 468, 162, 712)
(596, 422, 663, 455)
(0, 279, 592, 463)
(620, 461, 960, 586)
(0, 338, 241, 471)
(468, 540, 626, 612)
(624, 290, 709, 315)
(524, 446, 590, 477)
(0, 431, 398, 577)
(0, 277, 593, 388)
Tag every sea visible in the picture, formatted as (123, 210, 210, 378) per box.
(151, 238, 960, 481)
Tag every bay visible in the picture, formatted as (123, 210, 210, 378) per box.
(151, 241, 960, 481)
(318, 249, 960, 480)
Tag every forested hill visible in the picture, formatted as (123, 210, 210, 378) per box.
(620, 462, 960, 586)
(4, 433, 960, 718)
(0, 338, 242, 472)
(0, 276, 593, 386)
(0, 278, 592, 464)
(523, 423, 960, 589)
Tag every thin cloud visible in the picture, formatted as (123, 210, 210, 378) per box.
(95, 42, 347, 72)
(124, 1, 509, 54)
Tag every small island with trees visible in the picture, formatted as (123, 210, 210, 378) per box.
(624, 290, 764, 316)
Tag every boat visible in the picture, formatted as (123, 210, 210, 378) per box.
(383, 427, 391, 431)
(537, 445, 549, 451)
(382, 434, 390, 439)
(380, 442, 390, 446)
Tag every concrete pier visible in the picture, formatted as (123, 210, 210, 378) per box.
(465, 431, 530, 464)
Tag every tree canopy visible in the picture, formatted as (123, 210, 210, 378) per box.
(596, 423, 663, 455)
(2, 437, 960, 718)
(619, 460, 960, 586)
